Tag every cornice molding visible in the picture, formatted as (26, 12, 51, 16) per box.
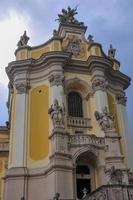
(6, 52, 131, 90)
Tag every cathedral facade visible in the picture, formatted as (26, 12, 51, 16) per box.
(0, 7, 133, 200)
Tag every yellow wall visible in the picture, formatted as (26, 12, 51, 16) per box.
(0, 159, 3, 200)
(0, 128, 9, 200)
(0, 158, 8, 200)
(29, 85, 49, 163)
(16, 32, 103, 62)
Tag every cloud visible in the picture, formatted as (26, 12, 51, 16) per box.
(0, 10, 31, 85)
(0, 10, 31, 124)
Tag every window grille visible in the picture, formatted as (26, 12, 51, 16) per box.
(68, 92, 83, 117)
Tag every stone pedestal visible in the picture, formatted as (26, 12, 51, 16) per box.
(4, 167, 28, 200)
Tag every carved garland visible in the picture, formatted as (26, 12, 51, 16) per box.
(92, 78, 108, 92)
(48, 74, 64, 87)
(116, 94, 127, 106)
(15, 82, 30, 94)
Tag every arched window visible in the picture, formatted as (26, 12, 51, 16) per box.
(68, 92, 83, 117)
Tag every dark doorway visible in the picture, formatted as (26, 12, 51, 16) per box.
(77, 179, 91, 199)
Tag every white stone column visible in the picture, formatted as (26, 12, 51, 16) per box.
(92, 77, 108, 112)
(12, 82, 29, 167)
(116, 94, 133, 171)
(91, 73, 109, 136)
(48, 74, 64, 106)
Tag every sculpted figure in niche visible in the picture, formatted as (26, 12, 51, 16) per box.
(48, 99, 64, 128)
(95, 106, 115, 131)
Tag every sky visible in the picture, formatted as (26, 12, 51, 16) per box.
(0, 0, 133, 138)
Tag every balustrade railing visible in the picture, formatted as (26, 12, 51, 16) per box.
(67, 117, 91, 128)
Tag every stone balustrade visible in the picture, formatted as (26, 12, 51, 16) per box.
(0, 143, 9, 152)
(69, 134, 105, 147)
(83, 185, 133, 200)
(67, 117, 91, 128)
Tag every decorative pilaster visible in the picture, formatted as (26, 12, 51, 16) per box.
(94, 108, 129, 184)
(48, 73, 64, 106)
(116, 93, 133, 171)
(91, 75, 109, 114)
(11, 81, 30, 167)
(91, 70, 109, 136)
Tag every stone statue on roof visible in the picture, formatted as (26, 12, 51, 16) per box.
(108, 44, 116, 59)
(56, 6, 84, 26)
(17, 31, 30, 48)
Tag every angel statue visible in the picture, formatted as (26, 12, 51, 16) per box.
(94, 106, 115, 131)
(56, 6, 84, 26)
(48, 99, 65, 128)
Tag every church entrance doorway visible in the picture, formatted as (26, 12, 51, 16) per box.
(76, 165, 91, 199)
(75, 151, 97, 199)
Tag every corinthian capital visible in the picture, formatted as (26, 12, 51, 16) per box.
(15, 82, 30, 94)
(48, 74, 64, 87)
(116, 94, 127, 106)
(92, 78, 108, 92)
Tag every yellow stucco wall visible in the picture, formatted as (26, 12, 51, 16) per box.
(28, 84, 49, 167)
(0, 159, 3, 200)
(0, 128, 9, 200)
(15, 30, 103, 63)
(0, 158, 8, 200)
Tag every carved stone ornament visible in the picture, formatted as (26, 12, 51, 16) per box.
(116, 94, 127, 106)
(108, 44, 116, 59)
(92, 78, 108, 92)
(15, 82, 30, 94)
(65, 35, 84, 57)
(53, 29, 59, 37)
(94, 106, 115, 132)
(87, 189, 107, 200)
(87, 34, 94, 42)
(128, 188, 133, 199)
(56, 6, 84, 26)
(53, 193, 60, 200)
(48, 74, 64, 87)
(8, 82, 14, 93)
(106, 166, 123, 185)
(17, 31, 30, 48)
(82, 188, 88, 198)
(48, 99, 65, 128)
